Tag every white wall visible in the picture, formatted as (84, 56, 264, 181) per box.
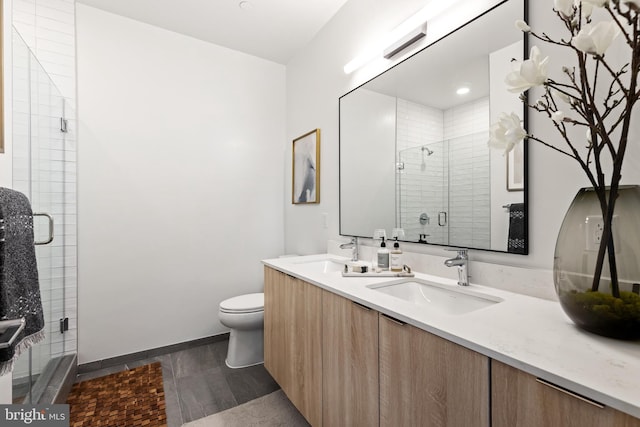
(285, 0, 640, 271)
(76, 5, 286, 363)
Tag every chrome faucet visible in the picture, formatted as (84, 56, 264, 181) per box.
(340, 237, 359, 262)
(444, 249, 469, 286)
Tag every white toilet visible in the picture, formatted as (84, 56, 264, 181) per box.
(218, 292, 265, 369)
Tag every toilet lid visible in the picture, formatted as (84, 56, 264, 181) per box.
(220, 293, 264, 313)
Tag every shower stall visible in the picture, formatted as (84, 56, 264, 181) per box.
(10, 29, 78, 403)
(397, 131, 491, 249)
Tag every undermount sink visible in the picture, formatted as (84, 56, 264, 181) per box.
(368, 278, 502, 315)
(292, 258, 346, 274)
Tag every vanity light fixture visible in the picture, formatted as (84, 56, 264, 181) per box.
(343, 50, 379, 75)
(383, 23, 427, 59)
(343, 0, 464, 74)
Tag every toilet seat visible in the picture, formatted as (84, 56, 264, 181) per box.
(220, 292, 264, 314)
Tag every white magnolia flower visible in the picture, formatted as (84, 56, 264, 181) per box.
(488, 113, 527, 154)
(505, 46, 549, 93)
(515, 19, 531, 32)
(554, 0, 575, 16)
(552, 111, 566, 123)
(580, 2, 595, 17)
(573, 21, 621, 55)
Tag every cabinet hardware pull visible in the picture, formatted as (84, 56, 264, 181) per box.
(381, 313, 406, 326)
(352, 301, 372, 311)
(535, 378, 605, 409)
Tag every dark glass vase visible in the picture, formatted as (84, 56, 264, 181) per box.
(554, 186, 640, 340)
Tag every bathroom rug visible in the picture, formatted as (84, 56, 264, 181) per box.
(67, 361, 167, 426)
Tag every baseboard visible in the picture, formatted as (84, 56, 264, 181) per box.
(77, 332, 230, 374)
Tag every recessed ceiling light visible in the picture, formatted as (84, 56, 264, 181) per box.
(239, 1, 254, 10)
(456, 86, 470, 95)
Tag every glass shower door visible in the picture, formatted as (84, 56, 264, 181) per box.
(397, 142, 448, 244)
(11, 29, 73, 403)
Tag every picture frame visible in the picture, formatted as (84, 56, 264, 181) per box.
(507, 139, 524, 191)
(292, 129, 320, 204)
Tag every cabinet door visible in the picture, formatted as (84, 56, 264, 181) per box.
(492, 360, 640, 427)
(322, 291, 379, 427)
(263, 267, 322, 426)
(379, 314, 490, 427)
(264, 266, 285, 384)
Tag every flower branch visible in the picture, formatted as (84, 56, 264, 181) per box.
(490, 0, 640, 297)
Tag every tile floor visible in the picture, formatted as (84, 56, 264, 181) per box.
(73, 339, 280, 426)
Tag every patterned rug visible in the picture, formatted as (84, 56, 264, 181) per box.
(66, 362, 167, 427)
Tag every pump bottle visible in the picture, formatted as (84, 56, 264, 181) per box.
(377, 237, 390, 271)
(390, 238, 403, 272)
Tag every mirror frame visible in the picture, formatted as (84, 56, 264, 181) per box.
(338, 0, 529, 254)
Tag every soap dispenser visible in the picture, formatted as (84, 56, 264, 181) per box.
(390, 238, 403, 272)
(377, 237, 390, 271)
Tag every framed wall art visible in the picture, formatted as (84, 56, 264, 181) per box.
(292, 129, 320, 204)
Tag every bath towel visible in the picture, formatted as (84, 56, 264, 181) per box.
(0, 188, 45, 375)
(507, 203, 526, 254)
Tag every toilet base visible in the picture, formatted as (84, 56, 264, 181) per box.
(225, 327, 264, 369)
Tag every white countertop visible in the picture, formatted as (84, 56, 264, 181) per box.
(262, 254, 640, 419)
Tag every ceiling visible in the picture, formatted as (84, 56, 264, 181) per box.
(76, 0, 350, 64)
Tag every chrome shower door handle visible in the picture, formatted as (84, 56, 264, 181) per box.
(438, 211, 447, 226)
(33, 212, 54, 245)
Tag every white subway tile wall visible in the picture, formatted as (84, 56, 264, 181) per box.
(396, 98, 490, 248)
(396, 99, 446, 244)
(11, 0, 77, 380)
(13, 0, 76, 103)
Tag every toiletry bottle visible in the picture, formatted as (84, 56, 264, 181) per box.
(377, 237, 390, 271)
(390, 238, 403, 272)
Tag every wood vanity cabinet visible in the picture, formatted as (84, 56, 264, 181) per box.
(322, 291, 379, 426)
(491, 360, 640, 427)
(263, 267, 322, 426)
(379, 313, 490, 427)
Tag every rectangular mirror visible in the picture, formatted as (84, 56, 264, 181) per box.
(339, 0, 527, 254)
